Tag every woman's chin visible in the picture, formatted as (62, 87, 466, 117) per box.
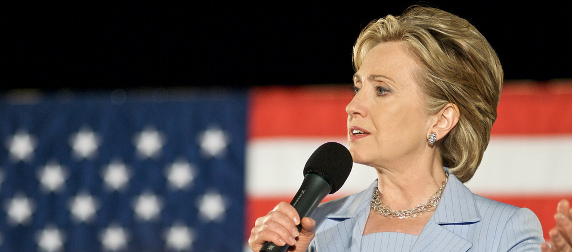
(349, 151, 371, 166)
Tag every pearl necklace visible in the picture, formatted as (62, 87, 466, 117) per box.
(371, 172, 448, 219)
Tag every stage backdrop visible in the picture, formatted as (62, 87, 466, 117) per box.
(0, 82, 570, 251)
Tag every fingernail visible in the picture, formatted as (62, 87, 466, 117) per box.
(292, 227, 299, 237)
(293, 216, 300, 225)
(278, 238, 286, 246)
(555, 213, 565, 223)
(289, 236, 297, 245)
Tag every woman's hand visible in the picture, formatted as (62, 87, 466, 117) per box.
(541, 199, 572, 252)
(248, 201, 316, 252)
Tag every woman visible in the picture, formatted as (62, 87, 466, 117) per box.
(249, 5, 554, 251)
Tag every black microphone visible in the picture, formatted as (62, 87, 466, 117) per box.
(260, 142, 353, 252)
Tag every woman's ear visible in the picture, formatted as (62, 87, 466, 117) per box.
(430, 103, 460, 141)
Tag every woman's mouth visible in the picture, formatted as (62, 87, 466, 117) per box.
(349, 126, 370, 140)
(351, 129, 365, 135)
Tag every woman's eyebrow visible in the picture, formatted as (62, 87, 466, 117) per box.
(353, 73, 395, 83)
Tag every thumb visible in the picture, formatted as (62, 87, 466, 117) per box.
(299, 217, 316, 236)
(289, 217, 316, 251)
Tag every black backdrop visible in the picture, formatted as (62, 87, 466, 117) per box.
(2, 1, 571, 92)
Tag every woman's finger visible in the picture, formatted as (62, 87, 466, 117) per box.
(540, 242, 553, 252)
(557, 199, 571, 219)
(250, 219, 297, 247)
(555, 200, 572, 247)
(549, 228, 571, 252)
(272, 201, 302, 226)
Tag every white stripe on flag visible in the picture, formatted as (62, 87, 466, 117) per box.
(466, 136, 572, 194)
(247, 137, 572, 197)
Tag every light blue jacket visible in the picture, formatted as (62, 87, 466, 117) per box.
(308, 168, 544, 251)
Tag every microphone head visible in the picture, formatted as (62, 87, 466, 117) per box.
(303, 142, 353, 194)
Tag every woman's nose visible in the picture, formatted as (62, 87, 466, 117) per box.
(346, 92, 367, 118)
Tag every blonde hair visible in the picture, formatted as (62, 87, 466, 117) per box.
(353, 6, 503, 182)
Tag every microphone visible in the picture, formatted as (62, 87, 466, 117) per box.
(260, 142, 353, 252)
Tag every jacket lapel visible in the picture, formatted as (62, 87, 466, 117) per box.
(313, 180, 376, 251)
(410, 220, 473, 252)
(411, 170, 481, 252)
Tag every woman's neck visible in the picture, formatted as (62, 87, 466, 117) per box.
(374, 158, 447, 211)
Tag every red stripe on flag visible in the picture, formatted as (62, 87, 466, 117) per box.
(493, 83, 572, 135)
(248, 82, 572, 137)
(249, 85, 352, 138)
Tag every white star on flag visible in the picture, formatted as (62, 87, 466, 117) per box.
(100, 224, 129, 251)
(6, 130, 36, 162)
(6, 194, 35, 225)
(102, 160, 130, 191)
(69, 193, 98, 223)
(134, 127, 165, 159)
(37, 226, 64, 252)
(197, 126, 229, 158)
(133, 192, 163, 221)
(164, 223, 194, 251)
(70, 127, 100, 159)
(197, 191, 226, 222)
(165, 160, 196, 190)
(37, 161, 67, 193)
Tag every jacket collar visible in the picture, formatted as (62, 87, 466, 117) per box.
(431, 168, 481, 225)
(410, 168, 480, 252)
(323, 167, 482, 224)
(316, 167, 481, 251)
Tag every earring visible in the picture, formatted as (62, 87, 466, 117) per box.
(428, 133, 437, 146)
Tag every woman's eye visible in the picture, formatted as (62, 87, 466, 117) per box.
(376, 86, 390, 96)
(351, 86, 360, 95)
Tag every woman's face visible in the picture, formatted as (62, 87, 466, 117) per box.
(346, 41, 433, 168)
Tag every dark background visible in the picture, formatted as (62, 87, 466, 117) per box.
(1, 1, 570, 92)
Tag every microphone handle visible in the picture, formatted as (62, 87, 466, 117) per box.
(260, 174, 331, 252)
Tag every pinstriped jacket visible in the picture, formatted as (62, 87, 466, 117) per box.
(307, 168, 544, 251)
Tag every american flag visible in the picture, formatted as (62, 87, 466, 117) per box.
(0, 90, 247, 251)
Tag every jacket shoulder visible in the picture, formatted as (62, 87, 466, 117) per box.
(470, 194, 544, 250)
